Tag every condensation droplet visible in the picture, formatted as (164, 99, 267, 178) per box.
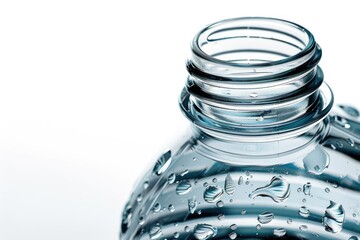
(347, 138, 355, 147)
(230, 224, 237, 230)
(303, 146, 329, 175)
(250, 92, 258, 98)
(149, 225, 162, 239)
(273, 228, 286, 237)
(153, 150, 172, 176)
(153, 203, 161, 213)
(176, 180, 192, 195)
(193, 224, 217, 240)
(174, 232, 180, 239)
(216, 200, 224, 208)
(136, 193, 142, 203)
(249, 176, 291, 203)
(168, 204, 175, 212)
(225, 174, 236, 195)
(204, 186, 224, 203)
(180, 169, 189, 177)
(241, 209, 246, 215)
(299, 206, 310, 218)
(325, 187, 330, 193)
(238, 176, 243, 185)
(257, 212, 274, 224)
(168, 173, 176, 184)
(229, 232, 237, 239)
(143, 181, 149, 190)
(299, 225, 308, 231)
(184, 226, 190, 232)
(138, 215, 145, 225)
(349, 236, 359, 240)
(256, 224, 261, 230)
(287, 219, 292, 224)
(303, 182, 311, 195)
(217, 213, 225, 220)
(323, 201, 345, 233)
(188, 196, 197, 214)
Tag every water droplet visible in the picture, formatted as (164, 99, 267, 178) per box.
(256, 224, 261, 230)
(138, 215, 145, 225)
(153, 203, 161, 213)
(339, 105, 360, 117)
(249, 176, 290, 203)
(303, 146, 329, 175)
(256, 116, 264, 122)
(349, 236, 359, 240)
(245, 180, 250, 185)
(299, 206, 310, 218)
(246, 171, 250, 176)
(204, 186, 224, 203)
(273, 228, 286, 237)
(330, 144, 337, 150)
(302, 198, 306, 203)
(241, 209, 246, 215)
(297, 187, 302, 193)
(193, 157, 197, 161)
(180, 169, 189, 177)
(176, 180, 192, 195)
(212, 178, 217, 183)
(250, 92, 258, 98)
(352, 213, 357, 217)
(197, 209, 202, 215)
(299, 225, 308, 231)
(325, 187, 330, 193)
(193, 224, 217, 240)
(225, 174, 236, 195)
(334, 116, 351, 128)
(287, 219, 292, 224)
(168, 204, 175, 212)
(167, 173, 176, 184)
(136, 193, 142, 203)
(121, 203, 132, 233)
(257, 212, 274, 224)
(149, 225, 162, 239)
(303, 182, 311, 195)
(347, 138, 355, 147)
(217, 213, 225, 220)
(153, 150, 172, 175)
(238, 176, 243, 185)
(174, 232, 180, 239)
(229, 232, 237, 239)
(143, 181, 149, 190)
(203, 182, 209, 187)
(216, 200, 224, 208)
(230, 224, 237, 230)
(337, 141, 344, 148)
(188, 196, 197, 214)
(323, 201, 345, 233)
(184, 226, 190, 232)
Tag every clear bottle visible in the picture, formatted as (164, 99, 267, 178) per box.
(120, 17, 360, 239)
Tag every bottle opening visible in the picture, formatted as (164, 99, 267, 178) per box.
(180, 17, 333, 139)
(191, 17, 316, 79)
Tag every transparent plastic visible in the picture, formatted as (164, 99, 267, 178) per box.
(120, 17, 360, 239)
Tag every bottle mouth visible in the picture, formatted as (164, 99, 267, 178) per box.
(180, 17, 333, 139)
(191, 17, 317, 80)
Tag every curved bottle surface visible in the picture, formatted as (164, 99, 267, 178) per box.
(120, 108, 360, 239)
(120, 17, 360, 239)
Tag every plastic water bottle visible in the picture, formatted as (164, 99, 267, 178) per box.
(120, 17, 360, 239)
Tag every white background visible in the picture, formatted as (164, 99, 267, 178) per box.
(0, 1, 359, 239)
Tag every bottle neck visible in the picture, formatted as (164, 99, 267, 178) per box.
(179, 17, 333, 141)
